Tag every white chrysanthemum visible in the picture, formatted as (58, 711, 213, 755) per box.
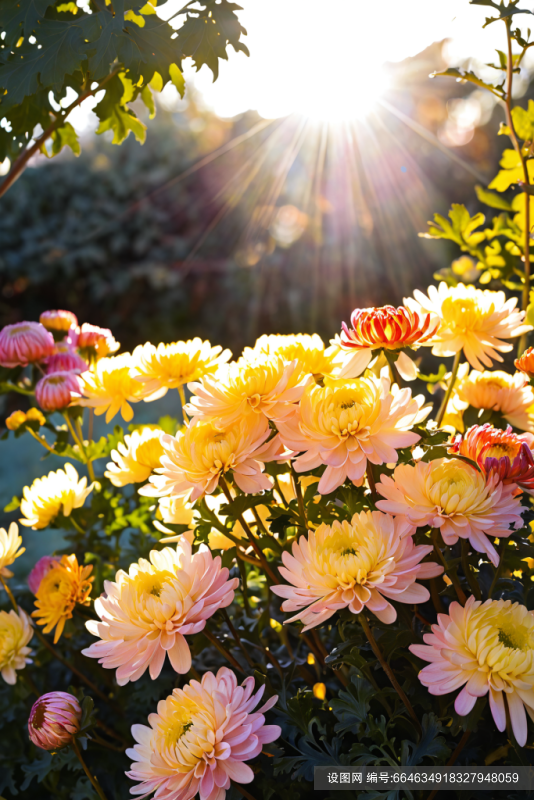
(105, 427, 164, 487)
(20, 464, 94, 530)
(0, 523, 24, 578)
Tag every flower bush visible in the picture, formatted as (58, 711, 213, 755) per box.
(6, 8, 534, 799)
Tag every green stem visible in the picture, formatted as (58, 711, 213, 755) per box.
(178, 384, 189, 424)
(0, 574, 19, 611)
(289, 462, 307, 529)
(366, 462, 377, 500)
(72, 738, 108, 800)
(204, 628, 245, 673)
(488, 541, 507, 597)
(75, 418, 95, 482)
(436, 351, 461, 427)
(26, 427, 57, 455)
(221, 609, 256, 669)
(461, 540, 481, 601)
(219, 476, 280, 584)
(431, 529, 466, 605)
(360, 613, 422, 736)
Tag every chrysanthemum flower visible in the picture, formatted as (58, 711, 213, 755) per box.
(242, 333, 337, 376)
(35, 371, 82, 412)
(76, 323, 120, 360)
(450, 423, 534, 493)
(32, 554, 93, 643)
(410, 597, 534, 746)
(0, 522, 24, 578)
(154, 495, 197, 536)
(454, 370, 534, 432)
(39, 310, 78, 334)
(0, 322, 55, 368)
(0, 609, 33, 685)
(20, 463, 94, 529)
(75, 353, 150, 423)
(405, 282, 531, 370)
(28, 555, 61, 595)
(376, 458, 525, 566)
(28, 692, 82, 750)
(45, 351, 87, 374)
(104, 427, 164, 487)
(272, 512, 442, 629)
(140, 416, 285, 501)
(186, 355, 309, 428)
(132, 339, 232, 400)
(278, 372, 427, 495)
(336, 304, 439, 379)
(126, 667, 280, 800)
(516, 346, 534, 377)
(83, 540, 238, 684)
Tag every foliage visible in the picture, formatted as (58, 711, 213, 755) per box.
(0, 0, 248, 173)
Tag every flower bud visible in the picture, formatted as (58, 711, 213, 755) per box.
(77, 324, 119, 360)
(40, 310, 78, 336)
(46, 352, 88, 375)
(28, 692, 82, 750)
(35, 371, 82, 412)
(25, 408, 46, 426)
(27, 555, 61, 595)
(0, 322, 55, 368)
(5, 410, 27, 431)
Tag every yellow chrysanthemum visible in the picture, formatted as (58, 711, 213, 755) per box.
(105, 427, 164, 487)
(32, 554, 93, 643)
(242, 333, 338, 376)
(20, 463, 94, 530)
(131, 339, 231, 399)
(406, 282, 532, 370)
(0, 609, 33, 685)
(0, 523, 24, 578)
(75, 353, 151, 423)
(186, 354, 308, 427)
(454, 370, 534, 432)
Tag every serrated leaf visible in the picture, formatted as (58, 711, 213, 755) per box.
(430, 67, 504, 97)
(169, 62, 185, 97)
(420, 204, 486, 250)
(223, 494, 267, 519)
(511, 100, 534, 141)
(0, 0, 56, 47)
(175, 0, 249, 80)
(40, 121, 80, 158)
(489, 150, 534, 191)
(475, 184, 513, 211)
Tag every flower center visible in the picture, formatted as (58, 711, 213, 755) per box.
(32, 702, 46, 730)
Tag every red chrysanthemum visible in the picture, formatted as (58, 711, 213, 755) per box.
(450, 423, 534, 494)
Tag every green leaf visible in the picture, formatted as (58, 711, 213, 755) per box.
(222, 494, 267, 519)
(3, 495, 20, 512)
(489, 149, 534, 192)
(0, 0, 56, 47)
(430, 66, 504, 97)
(420, 204, 486, 250)
(475, 184, 513, 210)
(169, 62, 185, 98)
(40, 121, 80, 158)
(157, 415, 179, 435)
(94, 74, 146, 145)
(511, 100, 534, 141)
(175, 0, 249, 80)
(140, 84, 155, 119)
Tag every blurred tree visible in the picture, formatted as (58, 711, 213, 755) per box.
(0, 0, 248, 197)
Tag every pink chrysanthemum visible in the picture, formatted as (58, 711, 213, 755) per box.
(410, 597, 534, 746)
(140, 416, 285, 501)
(450, 423, 534, 494)
(27, 555, 61, 595)
(0, 322, 55, 368)
(39, 310, 78, 334)
(28, 691, 82, 750)
(83, 540, 238, 684)
(376, 457, 526, 566)
(35, 371, 83, 412)
(46, 351, 88, 374)
(126, 667, 280, 800)
(277, 372, 428, 495)
(272, 511, 442, 629)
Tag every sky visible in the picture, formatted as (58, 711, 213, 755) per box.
(163, 0, 534, 120)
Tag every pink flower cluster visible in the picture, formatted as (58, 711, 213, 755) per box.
(0, 311, 119, 415)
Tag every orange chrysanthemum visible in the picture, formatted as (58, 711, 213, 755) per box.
(336, 305, 438, 379)
(32, 554, 93, 643)
(516, 347, 534, 377)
